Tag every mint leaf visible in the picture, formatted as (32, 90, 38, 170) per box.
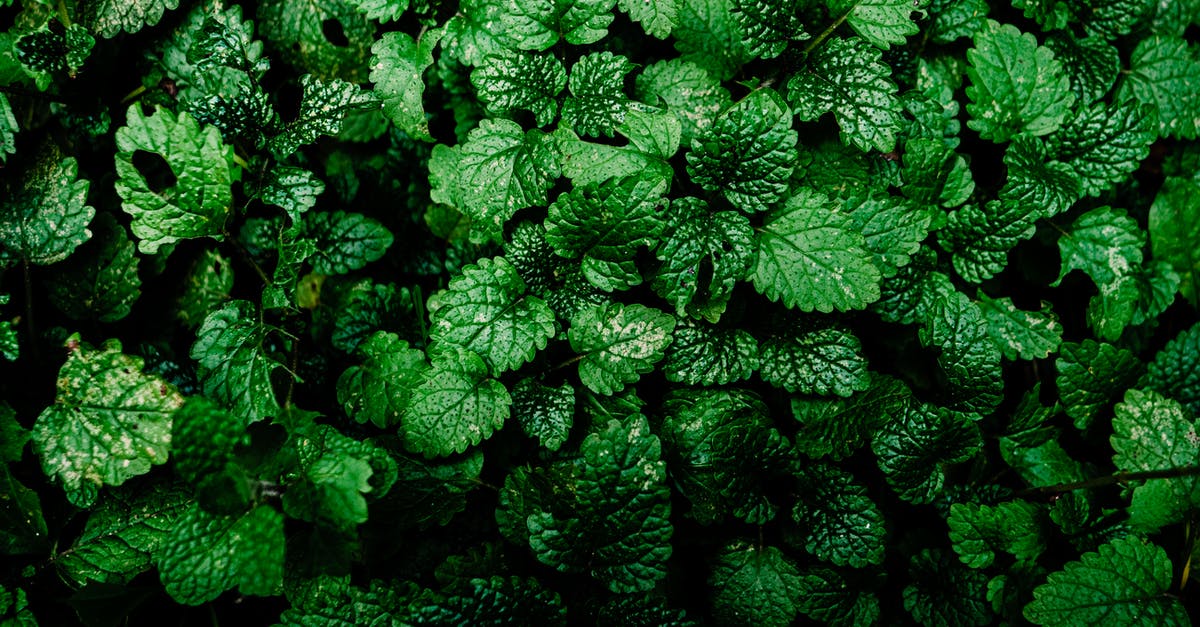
(0, 461, 46, 556)
(1118, 35, 1200, 139)
(965, 20, 1074, 142)
(337, 332, 427, 428)
(304, 211, 393, 274)
(115, 105, 233, 254)
(269, 75, 377, 154)
(568, 302, 675, 395)
(402, 345, 511, 457)
(86, 0, 181, 38)
(170, 397, 247, 508)
(347, 0, 409, 21)
(976, 292, 1063, 361)
(686, 89, 796, 214)
(998, 135, 1081, 219)
(46, 214, 141, 323)
(731, 0, 808, 59)
(0, 153, 94, 266)
(635, 58, 731, 141)
(157, 504, 284, 605)
(792, 464, 886, 567)
(562, 52, 635, 137)
(1049, 100, 1156, 197)
(652, 198, 755, 321)
(259, 167, 324, 226)
(788, 36, 902, 153)
(1111, 389, 1200, 533)
(282, 421, 397, 531)
(828, 0, 929, 49)
(900, 139, 974, 209)
(511, 379, 574, 451)
(1056, 340, 1144, 430)
(1144, 322, 1200, 417)
(555, 112, 679, 188)
(661, 321, 759, 386)
(428, 256, 555, 374)
(1148, 177, 1200, 308)
(873, 402, 982, 503)
(471, 52, 566, 126)
(791, 372, 911, 460)
(753, 188, 881, 312)
(796, 567, 881, 626)
(371, 29, 442, 141)
(709, 542, 800, 627)
(671, 0, 749, 80)
(1025, 536, 1188, 626)
(504, 221, 606, 321)
(847, 195, 933, 278)
(928, 0, 989, 44)
(32, 338, 183, 501)
(918, 291, 1003, 413)
(903, 549, 991, 627)
(940, 200, 1039, 283)
(948, 501, 1046, 568)
(0, 94, 15, 164)
(1045, 35, 1119, 106)
(505, 0, 616, 48)
(258, 0, 374, 81)
(1054, 206, 1144, 288)
(760, 323, 870, 397)
(191, 300, 285, 424)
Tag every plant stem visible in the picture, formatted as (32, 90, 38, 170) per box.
(120, 85, 148, 104)
(551, 354, 585, 371)
(803, 8, 853, 55)
(1016, 466, 1200, 498)
(223, 231, 272, 286)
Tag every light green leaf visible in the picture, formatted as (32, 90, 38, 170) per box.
(709, 542, 800, 627)
(731, 0, 808, 59)
(760, 323, 870, 397)
(965, 20, 1074, 142)
(976, 292, 1063, 361)
(471, 51, 566, 126)
(792, 465, 886, 567)
(618, 0, 676, 37)
(304, 211, 393, 275)
(1054, 206, 1144, 287)
(791, 372, 910, 460)
(114, 105, 232, 254)
(282, 421, 397, 531)
(337, 331, 427, 428)
(1112, 389, 1200, 533)
(157, 504, 284, 605)
(846, 195, 933, 278)
(1149, 177, 1200, 308)
(86, 0, 181, 38)
(0, 94, 15, 163)
(191, 300, 285, 424)
(32, 338, 183, 502)
(1056, 340, 1144, 430)
(505, 0, 617, 48)
(347, 0, 409, 21)
(948, 501, 1046, 568)
(259, 166, 324, 226)
(653, 198, 755, 322)
(788, 36, 903, 153)
(1118, 35, 1200, 139)
(1025, 536, 1188, 626)
(661, 321, 759, 386)
(555, 110, 679, 187)
(402, 345, 511, 457)
(927, 0, 989, 44)
(671, 0, 749, 80)
(562, 52, 635, 137)
(0, 153, 94, 266)
(46, 213, 140, 323)
(511, 379, 574, 451)
(270, 75, 377, 154)
(753, 188, 882, 312)
(873, 402, 982, 503)
(568, 302, 675, 395)
(635, 58, 731, 142)
(370, 29, 442, 141)
(827, 0, 928, 49)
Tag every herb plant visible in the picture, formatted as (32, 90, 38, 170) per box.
(1, 0, 1199, 624)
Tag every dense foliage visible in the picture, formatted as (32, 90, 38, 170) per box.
(1, 0, 1199, 624)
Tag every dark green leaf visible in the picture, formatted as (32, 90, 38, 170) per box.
(793, 465, 886, 567)
(1056, 340, 1144, 430)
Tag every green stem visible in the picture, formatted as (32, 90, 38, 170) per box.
(1016, 466, 1200, 498)
(120, 85, 147, 104)
(551, 354, 585, 372)
(803, 8, 854, 55)
(412, 284, 428, 347)
(56, 0, 72, 27)
(22, 259, 39, 364)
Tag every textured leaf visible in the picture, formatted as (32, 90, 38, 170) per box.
(760, 323, 870, 397)
(442, 0, 515, 66)
(191, 300, 285, 424)
(370, 29, 442, 141)
(1112, 389, 1200, 533)
(527, 416, 672, 592)
(900, 138, 974, 209)
(471, 52, 566, 126)
(788, 36, 902, 152)
(56, 483, 190, 586)
(346, 0, 409, 21)
(1044, 34, 1119, 106)
(1056, 340, 1144, 430)
(174, 249, 234, 328)
(1119, 35, 1200, 139)
(846, 195, 933, 278)
(1149, 177, 1200, 308)
(86, 0, 181, 38)
(336, 332, 426, 429)
(260, 167, 324, 226)
(269, 75, 377, 154)
(731, 0, 808, 59)
(965, 20, 1074, 142)
(402, 346, 511, 457)
(568, 302, 675, 395)
(282, 420, 397, 531)
(918, 290, 1003, 413)
(661, 389, 792, 524)
(618, 0, 676, 37)
(671, 0, 749, 80)
(940, 199, 1039, 283)
(327, 280, 417, 353)
(998, 135, 1081, 219)
(562, 52, 635, 137)
(32, 338, 183, 501)
(871, 247, 956, 325)
(686, 89, 796, 213)
(828, 0, 928, 49)
(873, 402, 982, 503)
(171, 397, 250, 514)
(635, 58, 731, 141)
(156, 504, 284, 605)
(1025, 536, 1188, 626)
(1054, 206, 1144, 288)
(511, 379, 574, 451)
(504, 221, 607, 321)
(1049, 101, 1156, 197)
(709, 543, 800, 627)
(303, 211, 393, 275)
(753, 188, 881, 312)
(652, 198, 755, 321)
(1144, 322, 1200, 417)
(976, 292, 1063, 361)
(0, 94, 15, 164)
(504, 0, 617, 48)
(430, 119, 560, 244)
(903, 549, 991, 627)
(792, 465, 886, 567)
(927, 0, 989, 44)
(114, 105, 232, 254)
(791, 372, 910, 460)
(15, 23, 94, 75)
(948, 501, 1046, 568)
(554, 112, 678, 188)
(0, 153, 94, 266)
(795, 567, 881, 627)
(46, 213, 140, 323)
(258, 0, 374, 81)
(661, 321, 759, 386)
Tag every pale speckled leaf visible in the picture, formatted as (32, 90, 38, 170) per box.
(1054, 206, 1144, 288)
(0, 154, 94, 266)
(1049, 100, 1156, 198)
(661, 321, 759, 386)
(652, 199, 755, 322)
(568, 302, 675, 395)
(86, 0, 181, 38)
(709, 542, 801, 627)
(471, 52, 566, 127)
(1111, 389, 1200, 532)
(731, 0, 808, 59)
(976, 292, 1063, 361)
(828, 0, 928, 49)
(618, 0, 676, 37)
(561, 52, 635, 138)
(269, 75, 377, 155)
(1118, 35, 1200, 139)
(0, 93, 15, 163)
(634, 58, 731, 142)
(1056, 340, 1144, 430)
(511, 379, 574, 451)
(504, 0, 616, 49)
(156, 504, 284, 605)
(191, 300, 284, 424)
(760, 324, 870, 397)
(371, 29, 441, 141)
(401, 346, 511, 457)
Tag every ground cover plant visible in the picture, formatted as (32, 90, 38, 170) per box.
(1, 0, 1200, 624)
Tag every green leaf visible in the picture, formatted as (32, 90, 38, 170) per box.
(347, 0, 409, 22)
(618, 0, 676, 37)
(1049, 100, 1156, 198)
(661, 321, 759, 386)
(917, 290, 1003, 413)
(789, 36, 902, 153)
(903, 549, 992, 627)
(791, 372, 911, 460)
(270, 75, 377, 154)
(32, 338, 183, 501)
(504, 221, 607, 321)
(873, 402, 982, 503)
(428, 256, 555, 374)
(795, 567, 881, 627)
(0, 94, 15, 164)
(1045, 34, 1119, 106)
(900, 139, 974, 209)
(511, 379, 574, 451)
(760, 322, 870, 397)
(15, 23, 94, 75)
(731, 0, 808, 59)
(156, 504, 284, 605)
(176, 249, 234, 328)
(442, 0, 517, 66)
(965, 20, 1074, 142)
(471, 51, 566, 126)
(381, 450, 484, 530)
(671, 0, 749, 80)
(370, 29, 441, 141)
(1112, 389, 1200, 533)
(752, 188, 881, 312)
(402, 345, 511, 457)
(85, 0, 181, 38)
(337, 331, 427, 428)
(708, 542, 800, 627)
(259, 167, 324, 226)
(927, 0, 989, 44)
(653, 199, 754, 321)
(1024, 536, 1189, 626)
(561, 52, 635, 137)
(1056, 340, 1144, 430)
(258, 0, 374, 81)
(114, 105, 232, 254)
(0, 404, 25, 464)
(0, 462, 46, 555)
(555, 110, 679, 187)
(171, 397, 251, 514)
(661, 389, 792, 524)
(0, 153, 94, 266)
(998, 135, 1081, 219)
(568, 302, 675, 395)
(846, 195, 933, 278)
(1055, 206, 1145, 288)
(792, 465, 886, 567)
(56, 483, 190, 586)
(634, 58, 731, 142)
(304, 211, 393, 275)
(686, 89, 796, 214)
(976, 292, 1063, 361)
(505, 0, 617, 48)
(546, 173, 667, 292)
(282, 421, 397, 531)
(1149, 177, 1200, 308)
(527, 415, 672, 592)
(827, 0, 928, 49)
(940, 199, 1039, 283)
(191, 300, 285, 424)
(871, 247, 956, 325)
(46, 213, 141, 323)
(327, 280, 417, 353)
(1144, 322, 1200, 417)
(948, 501, 1046, 568)
(431, 119, 560, 244)
(410, 576, 568, 625)
(1118, 35, 1200, 139)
